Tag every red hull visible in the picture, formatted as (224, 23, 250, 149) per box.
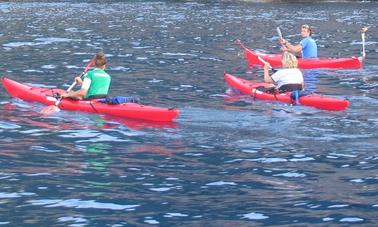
(239, 41, 363, 69)
(1, 77, 179, 122)
(224, 73, 349, 111)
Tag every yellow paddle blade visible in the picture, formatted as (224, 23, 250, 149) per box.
(40, 105, 60, 115)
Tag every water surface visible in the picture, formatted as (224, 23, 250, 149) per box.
(0, 1, 377, 226)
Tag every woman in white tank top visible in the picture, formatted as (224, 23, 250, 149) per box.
(263, 51, 304, 93)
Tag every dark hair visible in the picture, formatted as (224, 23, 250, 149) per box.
(95, 51, 106, 67)
(301, 24, 313, 36)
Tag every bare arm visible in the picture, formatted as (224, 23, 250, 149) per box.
(285, 42, 302, 53)
(62, 88, 88, 100)
(280, 38, 302, 53)
(263, 63, 274, 84)
(61, 76, 89, 99)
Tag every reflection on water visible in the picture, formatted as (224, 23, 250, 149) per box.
(303, 70, 319, 92)
(0, 1, 377, 226)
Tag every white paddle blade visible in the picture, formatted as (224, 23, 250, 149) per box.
(360, 27, 368, 58)
(276, 27, 283, 39)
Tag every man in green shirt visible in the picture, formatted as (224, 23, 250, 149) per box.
(62, 51, 111, 100)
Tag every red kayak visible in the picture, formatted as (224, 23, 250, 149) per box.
(237, 40, 364, 69)
(224, 73, 349, 111)
(1, 77, 180, 121)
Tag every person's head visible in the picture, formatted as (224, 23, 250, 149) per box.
(300, 24, 312, 37)
(281, 51, 298, 68)
(95, 51, 107, 69)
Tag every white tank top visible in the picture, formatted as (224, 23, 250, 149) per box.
(271, 68, 303, 88)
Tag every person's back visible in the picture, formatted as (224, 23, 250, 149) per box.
(271, 68, 303, 92)
(61, 51, 112, 100)
(84, 67, 111, 99)
(263, 51, 304, 93)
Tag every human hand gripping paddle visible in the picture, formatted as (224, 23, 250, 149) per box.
(40, 59, 95, 114)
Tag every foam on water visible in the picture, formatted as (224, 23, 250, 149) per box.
(27, 199, 139, 210)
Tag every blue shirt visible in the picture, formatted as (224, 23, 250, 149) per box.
(300, 37, 318, 58)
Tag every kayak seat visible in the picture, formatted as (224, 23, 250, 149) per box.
(254, 86, 278, 101)
(255, 86, 277, 94)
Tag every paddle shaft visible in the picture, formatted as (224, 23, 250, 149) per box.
(362, 32, 366, 58)
(65, 66, 91, 92)
(257, 56, 272, 69)
(54, 59, 95, 105)
(359, 27, 368, 59)
(257, 56, 278, 76)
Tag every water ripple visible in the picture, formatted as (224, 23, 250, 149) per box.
(0, 1, 377, 226)
(27, 199, 139, 210)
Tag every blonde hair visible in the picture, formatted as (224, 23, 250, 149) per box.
(282, 51, 298, 68)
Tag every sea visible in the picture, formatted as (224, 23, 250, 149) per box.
(0, 1, 377, 226)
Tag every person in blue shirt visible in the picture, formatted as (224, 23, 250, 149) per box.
(280, 24, 318, 58)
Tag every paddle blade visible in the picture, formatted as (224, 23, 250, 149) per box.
(40, 105, 60, 115)
(276, 27, 283, 39)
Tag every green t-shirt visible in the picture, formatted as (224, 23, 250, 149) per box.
(83, 68, 111, 99)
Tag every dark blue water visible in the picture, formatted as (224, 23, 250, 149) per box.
(1, 1, 377, 226)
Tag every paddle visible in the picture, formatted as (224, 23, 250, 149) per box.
(257, 56, 277, 73)
(277, 27, 285, 49)
(257, 56, 271, 69)
(361, 27, 368, 58)
(41, 59, 95, 114)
